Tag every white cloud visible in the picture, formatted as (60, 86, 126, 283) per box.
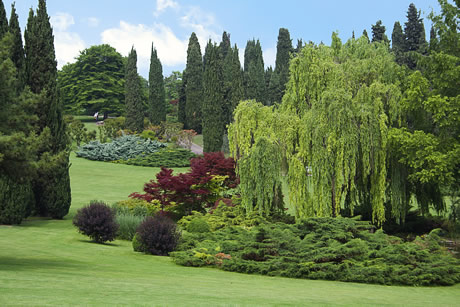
(54, 32, 86, 69)
(101, 21, 187, 69)
(263, 47, 276, 69)
(86, 17, 100, 28)
(50, 12, 74, 32)
(155, 0, 179, 16)
(180, 7, 220, 49)
(50, 13, 85, 69)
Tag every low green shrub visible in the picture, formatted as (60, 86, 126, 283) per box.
(112, 199, 160, 217)
(73, 201, 119, 243)
(115, 147, 196, 168)
(171, 218, 460, 286)
(186, 217, 211, 233)
(132, 233, 145, 252)
(116, 214, 145, 240)
(76, 135, 166, 161)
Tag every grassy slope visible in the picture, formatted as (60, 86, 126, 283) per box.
(0, 155, 459, 306)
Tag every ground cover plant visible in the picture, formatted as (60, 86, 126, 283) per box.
(172, 216, 460, 286)
(76, 135, 167, 161)
(115, 147, 197, 167)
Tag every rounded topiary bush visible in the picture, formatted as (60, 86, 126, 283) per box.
(186, 217, 210, 233)
(73, 201, 119, 243)
(136, 214, 181, 255)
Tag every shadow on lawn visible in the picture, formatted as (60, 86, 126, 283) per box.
(77, 239, 119, 247)
(0, 256, 83, 271)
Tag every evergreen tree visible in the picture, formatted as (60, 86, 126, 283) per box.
(24, 0, 71, 218)
(178, 69, 187, 127)
(221, 31, 232, 127)
(391, 21, 405, 65)
(228, 45, 244, 123)
(294, 39, 303, 56)
(0, 0, 7, 38)
(220, 31, 231, 60)
(185, 32, 203, 133)
(244, 39, 265, 104)
(125, 47, 144, 132)
(362, 29, 370, 42)
(264, 66, 273, 104)
(371, 20, 389, 43)
(403, 3, 427, 69)
(202, 40, 224, 152)
(8, 3, 26, 91)
(148, 45, 166, 125)
(274, 28, 292, 103)
(429, 25, 439, 52)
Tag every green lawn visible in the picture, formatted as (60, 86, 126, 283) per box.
(1, 154, 459, 306)
(193, 134, 203, 147)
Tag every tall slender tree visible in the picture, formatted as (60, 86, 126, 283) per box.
(274, 28, 292, 103)
(362, 29, 370, 42)
(178, 69, 187, 127)
(371, 20, 389, 43)
(24, 0, 71, 218)
(0, 0, 7, 38)
(8, 3, 26, 91)
(185, 32, 203, 133)
(228, 45, 244, 123)
(202, 40, 224, 152)
(125, 47, 144, 132)
(244, 39, 265, 104)
(403, 3, 427, 68)
(148, 45, 166, 125)
(391, 21, 405, 65)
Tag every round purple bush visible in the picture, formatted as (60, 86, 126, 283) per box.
(73, 201, 119, 243)
(136, 214, 181, 255)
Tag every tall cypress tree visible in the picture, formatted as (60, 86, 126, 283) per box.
(125, 47, 144, 132)
(9, 3, 26, 91)
(403, 3, 427, 68)
(244, 39, 265, 104)
(178, 69, 187, 127)
(391, 21, 405, 65)
(148, 45, 165, 125)
(185, 32, 203, 133)
(371, 20, 389, 43)
(362, 29, 370, 42)
(24, 0, 71, 218)
(228, 45, 244, 124)
(0, 0, 7, 38)
(202, 40, 224, 152)
(274, 28, 292, 103)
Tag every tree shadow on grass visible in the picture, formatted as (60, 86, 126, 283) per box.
(77, 239, 119, 247)
(0, 256, 83, 272)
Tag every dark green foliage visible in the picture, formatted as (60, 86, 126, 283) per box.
(178, 70, 187, 126)
(73, 201, 119, 243)
(125, 47, 144, 132)
(244, 39, 265, 104)
(148, 46, 166, 124)
(202, 40, 224, 152)
(403, 3, 427, 68)
(0, 174, 34, 225)
(8, 3, 25, 91)
(371, 20, 389, 43)
(391, 21, 405, 65)
(135, 215, 181, 255)
(185, 33, 203, 133)
(116, 147, 196, 168)
(228, 45, 244, 123)
(274, 28, 292, 103)
(172, 217, 460, 286)
(76, 135, 167, 161)
(58, 45, 125, 115)
(362, 29, 370, 42)
(0, 0, 7, 38)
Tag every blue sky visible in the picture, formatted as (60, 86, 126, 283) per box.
(4, 0, 441, 77)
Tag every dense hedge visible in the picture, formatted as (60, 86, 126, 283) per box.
(171, 217, 460, 286)
(114, 147, 196, 167)
(75, 135, 166, 161)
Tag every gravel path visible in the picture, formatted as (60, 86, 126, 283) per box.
(190, 143, 203, 155)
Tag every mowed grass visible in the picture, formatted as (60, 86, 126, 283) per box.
(193, 134, 203, 147)
(1, 155, 460, 306)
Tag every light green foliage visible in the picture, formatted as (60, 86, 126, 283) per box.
(112, 198, 160, 217)
(58, 45, 125, 115)
(76, 135, 166, 161)
(65, 116, 96, 146)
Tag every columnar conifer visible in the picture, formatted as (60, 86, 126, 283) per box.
(125, 47, 144, 132)
(274, 28, 292, 103)
(391, 21, 405, 65)
(185, 32, 203, 133)
(371, 20, 389, 43)
(148, 45, 166, 125)
(0, 0, 7, 38)
(8, 3, 26, 90)
(178, 69, 187, 127)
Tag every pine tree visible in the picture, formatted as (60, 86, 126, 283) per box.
(185, 32, 203, 133)
(148, 45, 166, 125)
(371, 20, 389, 43)
(274, 28, 292, 103)
(202, 40, 224, 152)
(125, 47, 144, 132)
(391, 21, 405, 65)
(24, 0, 71, 219)
(0, 0, 7, 38)
(8, 3, 26, 91)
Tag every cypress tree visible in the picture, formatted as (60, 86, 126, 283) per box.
(244, 39, 265, 104)
(0, 0, 7, 38)
(228, 45, 244, 123)
(264, 66, 273, 104)
(8, 3, 26, 90)
(403, 3, 427, 68)
(362, 29, 370, 42)
(274, 28, 292, 103)
(178, 69, 187, 127)
(148, 45, 166, 125)
(185, 32, 203, 133)
(24, 0, 71, 218)
(202, 40, 224, 152)
(391, 21, 405, 65)
(371, 20, 389, 43)
(125, 47, 144, 132)
(220, 31, 231, 60)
